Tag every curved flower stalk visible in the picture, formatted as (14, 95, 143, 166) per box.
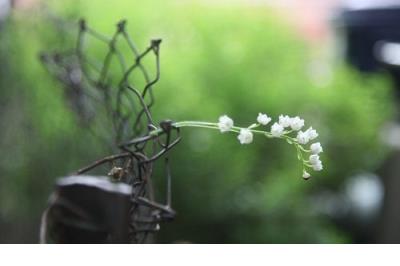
(149, 114, 324, 180)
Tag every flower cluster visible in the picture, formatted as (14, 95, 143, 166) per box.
(157, 113, 324, 180)
(215, 113, 324, 180)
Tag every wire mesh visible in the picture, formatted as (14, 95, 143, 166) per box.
(41, 19, 180, 243)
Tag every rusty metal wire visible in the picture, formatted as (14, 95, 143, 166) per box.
(41, 19, 180, 243)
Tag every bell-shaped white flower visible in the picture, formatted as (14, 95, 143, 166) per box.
(271, 122, 284, 137)
(305, 127, 318, 140)
(309, 154, 323, 171)
(278, 115, 291, 128)
(309, 154, 320, 164)
(296, 130, 310, 144)
(310, 142, 323, 154)
(237, 128, 253, 144)
(218, 115, 234, 133)
(312, 161, 323, 171)
(290, 116, 304, 131)
(257, 113, 272, 125)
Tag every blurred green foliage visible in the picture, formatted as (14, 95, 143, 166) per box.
(0, 0, 394, 243)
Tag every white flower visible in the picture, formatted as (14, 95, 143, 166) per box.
(290, 116, 304, 131)
(303, 171, 311, 180)
(309, 154, 320, 164)
(310, 142, 323, 154)
(309, 154, 323, 171)
(278, 115, 291, 128)
(237, 128, 253, 144)
(305, 127, 318, 140)
(218, 115, 234, 133)
(271, 122, 284, 137)
(296, 130, 310, 144)
(257, 113, 271, 125)
(312, 161, 323, 171)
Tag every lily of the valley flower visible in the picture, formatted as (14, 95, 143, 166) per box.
(310, 142, 323, 154)
(238, 128, 253, 144)
(305, 127, 318, 140)
(309, 154, 323, 171)
(290, 116, 305, 131)
(309, 154, 320, 164)
(218, 115, 234, 133)
(168, 113, 324, 180)
(257, 113, 272, 125)
(278, 115, 291, 128)
(296, 130, 310, 145)
(216, 114, 324, 176)
(271, 122, 284, 137)
(312, 161, 323, 171)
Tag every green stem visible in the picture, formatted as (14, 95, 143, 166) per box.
(148, 121, 314, 174)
